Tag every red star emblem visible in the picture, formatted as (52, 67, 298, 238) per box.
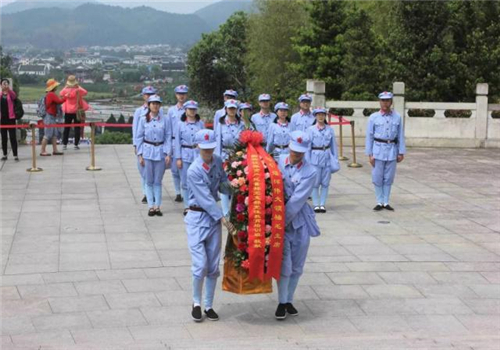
(297, 137, 303, 144)
(204, 134, 209, 141)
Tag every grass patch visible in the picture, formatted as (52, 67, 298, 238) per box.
(19, 85, 115, 103)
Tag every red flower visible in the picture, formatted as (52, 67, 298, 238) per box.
(237, 242, 248, 251)
(241, 160, 247, 167)
(237, 230, 247, 239)
(240, 185, 247, 192)
(265, 207, 272, 215)
(265, 196, 273, 205)
(237, 213, 246, 222)
(228, 175, 234, 181)
(241, 260, 250, 269)
(237, 195, 245, 204)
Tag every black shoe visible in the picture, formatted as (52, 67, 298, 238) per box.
(373, 204, 383, 211)
(275, 303, 287, 320)
(286, 303, 298, 316)
(192, 305, 202, 322)
(320, 206, 326, 213)
(14, 157, 19, 162)
(204, 308, 219, 321)
(1, 156, 7, 161)
(384, 204, 395, 211)
(155, 209, 163, 216)
(141, 196, 147, 204)
(148, 209, 156, 217)
(174, 194, 183, 202)
(314, 206, 321, 213)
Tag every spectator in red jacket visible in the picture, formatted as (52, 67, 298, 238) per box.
(40, 79, 66, 156)
(1, 78, 18, 161)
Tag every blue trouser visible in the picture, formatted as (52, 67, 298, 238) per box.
(180, 161, 192, 208)
(171, 146, 181, 195)
(186, 219, 222, 308)
(137, 156, 146, 195)
(372, 159, 397, 205)
(144, 159, 166, 208)
(312, 165, 331, 207)
(277, 224, 310, 304)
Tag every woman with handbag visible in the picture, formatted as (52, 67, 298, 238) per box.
(60, 75, 88, 150)
(306, 107, 340, 213)
(0, 78, 19, 161)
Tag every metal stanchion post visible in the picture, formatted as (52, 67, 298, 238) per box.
(26, 124, 42, 172)
(338, 116, 349, 161)
(348, 120, 362, 168)
(86, 123, 102, 171)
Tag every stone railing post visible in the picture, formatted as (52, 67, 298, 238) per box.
(393, 82, 405, 128)
(306, 80, 326, 108)
(475, 83, 489, 148)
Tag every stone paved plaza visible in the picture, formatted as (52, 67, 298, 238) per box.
(1, 144, 499, 349)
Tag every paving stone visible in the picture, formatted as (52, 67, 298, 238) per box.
(122, 277, 181, 292)
(32, 312, 92, 331)
(75, 280, 126, 295)
(0, 286, 21, 300)
(405, 315, 469, 334)
(363, 284, 423, 298)
(48, 295, 109, 313)
(1, 317, 36, 335)
(462, 299, 500, 315)
(129, 325, 191, 341)
(71, 328, 134, 345)
(312, 285, 370, 300)
(2, 299, 52, 317)
(96, 268, 147, 280)
(17, 283, 78, 299)
(11, 330, 75, 346)
(104, 292, 161, 309)
(378, 272, 438, 284)
(87, 309, 148, 328)
(431, 272, 490, 284)
(468, 284, 500, 298)
(327, 272, 386, 285)
(349, 315, 413, 333)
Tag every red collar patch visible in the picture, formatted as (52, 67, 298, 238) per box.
(202, 162, 210, 171)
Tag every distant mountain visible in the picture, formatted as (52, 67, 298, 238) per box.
(0, 3, 210, 49)
(0, 0, 98, 14)
(195, 0, 254, 31)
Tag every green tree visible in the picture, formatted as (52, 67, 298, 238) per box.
(387, 1, 456, 101)
(292, 0, 347, 100)
(448, 0, 500, 101)
(105, 114, 117, 133)
(117, 114, 126, 133)
(339, 5, 386, 100)
(246, 0, 307, 105)
(187, 12, 248, 107)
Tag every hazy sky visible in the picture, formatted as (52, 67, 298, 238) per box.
(0, 0, 229, 14)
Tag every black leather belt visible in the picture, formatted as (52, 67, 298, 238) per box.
(181, 145, 196, 149)
(374, 138, 398, 144)
(144, 140, 163, 146)
(312, 145, 330, 150)
(274, 145, 288, 149)
(189, 206, 206, 212)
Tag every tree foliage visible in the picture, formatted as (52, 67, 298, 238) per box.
(187, 12, 249, 107)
